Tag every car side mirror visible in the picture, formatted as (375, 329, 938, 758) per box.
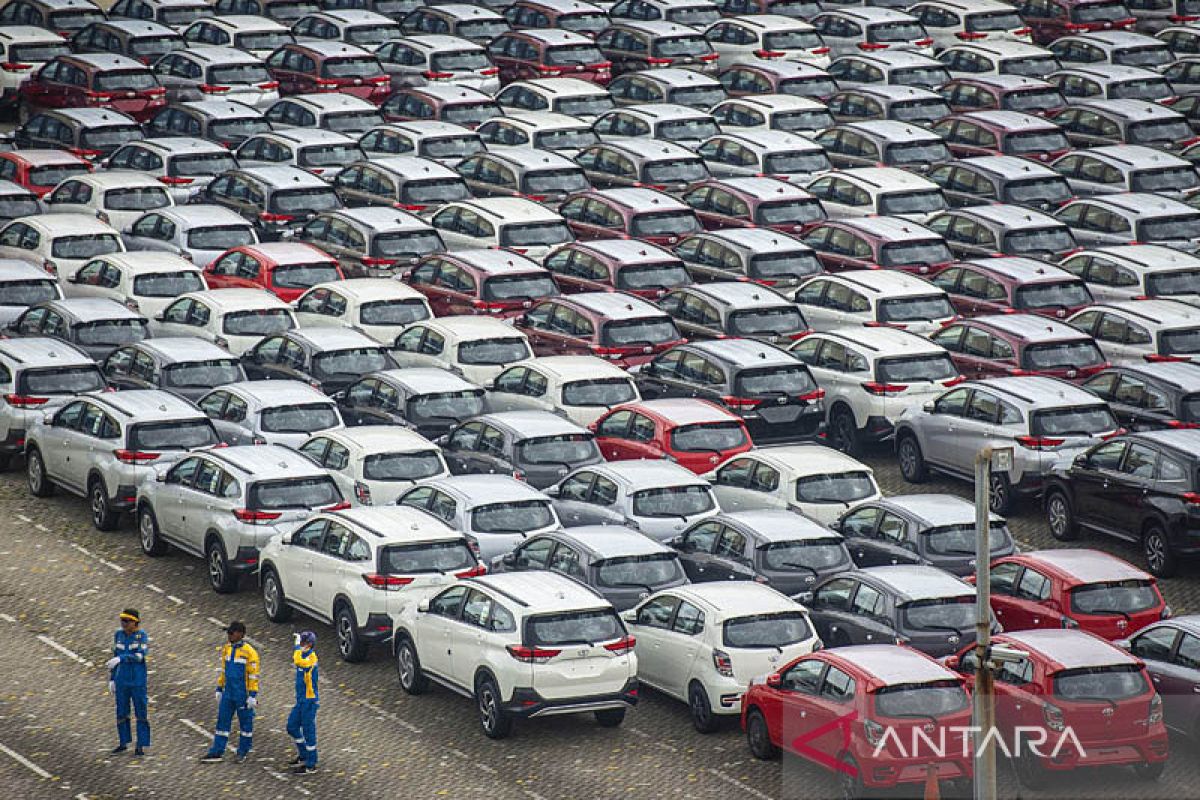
(155, 312, 166, 322)
(621, 608, 637, 623)
(793, 591, 814, 605)
(1114, 638, 1132, 652)
(922, 400, 935, 413)
(766, 673, 782, 689)
(1074, 453, 1087, 467)
(66, 272, 80, 284)
(482, 378, 495, 390)
(416, 598, 430, 613)
(667, 535, 683, 549)
(501, 552, 516, 567)
(280, 531, 292, 545)
(155, 471, 167, 483)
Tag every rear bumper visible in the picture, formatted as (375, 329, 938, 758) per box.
(228, 546, 261, 574)
(1040, 730, 1169, 770)
(858, 415, 896, 443)
(504, 679, 638, 718)
(742, 410, 823, 443)
(358, 613, 394, 644)
(860, 757, 972, 789)
(0, 427, 24, 455)
(111, 484, 139, 511)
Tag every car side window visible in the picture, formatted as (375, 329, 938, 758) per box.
(672, 601, 704, 635)
(1015, 567, 1051, 601)
(991, 561, 1022, 596)
(1121, 442, 1158, 479)
(781, 659, 824, 693)
(681, 521, 722, 553)
(934, 387, 969, 416)
(714, 528, 747, 560)
(820, 666, 856, 703)
(850, 583, 884, 617)
(814, 577, 855, 611)
(1174, 633, 1200, 670)
(461, 589, 492, 627)
(636, 595, 679, 629)
(428, 585, 467, 618)
(291, 519, 327, 549)
(1131, 626, 1178, 662)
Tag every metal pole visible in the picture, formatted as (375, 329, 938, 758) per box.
(973, 449, 997, 800)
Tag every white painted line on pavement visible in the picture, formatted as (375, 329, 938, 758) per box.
(145, 583, 164, 594)
(75, 793, 90, 800)
(206, 617, 225, 627)
(34, 523, 47, 532)
(166, 595, 185, 606)
(354, 698, 422, 734)
(67, 542, 126, 573)
(0, 741, 53, 779)
(16, 514, 31, 523)
(263, 767, 312, 795)
(0, 613, 15, 623)
(178, 718, 213, 740)
(706, 769, 776, 800)
(36, 634, 93, 668)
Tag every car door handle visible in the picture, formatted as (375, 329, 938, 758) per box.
(1193, 685, 1200, 694)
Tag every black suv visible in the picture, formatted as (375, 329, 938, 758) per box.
(1081, 362, 1200, 432)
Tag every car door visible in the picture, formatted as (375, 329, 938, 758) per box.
(709, 524, 757, 582)
(451, 588, 496, 686)
(915, 385, 970, 472)
(39, 400, 85, 481)
(62, 402, 120, 493)
(276, 517, 326, 612)
(308, 522, 360, 620)
(629, 593, 681, 690)
(1069, 439, 1128, 533)
(709, 456, 774, 513)
(658, 600, 706, 698)
(180, 457, 225, 545)
(671, 519, 723, 582)
(151, 455, 202, 547)
(550, 470, 627, 527)
(412, 584, 466, 680)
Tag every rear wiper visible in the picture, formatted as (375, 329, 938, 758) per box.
(610, 581, 654, 594)
(1085, 608, 1132, 622)
(1069, 695, 1119, 711)
(914, 623, 964, 635)
(779, 561, 818, 579)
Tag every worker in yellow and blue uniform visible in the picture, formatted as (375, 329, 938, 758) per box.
(286, 630, 319, 774)
(107, 608, 150, 756)
(201, 621, 259, 764)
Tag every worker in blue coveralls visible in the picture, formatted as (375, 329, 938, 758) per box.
(107, 608, 150, 756)
(287, 630, 319, 775)
(201, 621, 260, 763)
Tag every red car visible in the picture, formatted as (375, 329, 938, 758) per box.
(985, 549, 1168, 640)
(940, 75, 1069, 117)
(204, 242, 344, 302)
(542, 239, 692, 300)
(504, 0, 610, 38)
(558, 188, 703, 248)
(930, 110, 1072, 164)
(591, 398, 751, 473)
(930, 314, 1109, 382)
(19, 53, 166, 122)
(801, 217, 954, 276)
(681, 177, 826, 234)
(1018, 0, 1136, 44)
(742, 645, 973, 795)
(266, 42, 391, 104)
(946, 629, 1167, 785)
(405, 248, 558, 317)
(0, 150, 91, 198)
(487, 30, 612, 85)
(930, 257, 1094, 319)
(516, 291, 686, 367)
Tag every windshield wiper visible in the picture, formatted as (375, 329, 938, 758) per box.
(1084, 607, 1132, 622)
(779, 561, 818, 579)
(609, 581, 654, 594)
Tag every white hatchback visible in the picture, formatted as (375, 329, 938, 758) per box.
(297, 426, 450, 506)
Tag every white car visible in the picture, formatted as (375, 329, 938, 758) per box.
(197, 379, 345, 448)
(704, 14, 830, 68)
(937, 40, 1061, 79)
(0, 258, 61, 327)
(291, 9, 402, 51)
(476, 112, 600, 158)
(391, 315, 534, 384)
(788, 327, 962, 455)
(624, 582, 820, 732)
(259, 505, 483, 661)
(907, 0, 1032, 52)
(1058, 244, 1200, 307)
(104, 138, 238, 204)
(358, 120, 484, 167)
(393, 571, 638, 738)
(705, 444, 881, 525)
(0, 213, 125, 279)
(292, 279, 432, 344)
(494, 77, 615, 121)
(790, 269, 957, 336)
(710, 94, 836, 137)
(1068, 299, 1200, 365)
(377, 34, 501, 95)
(0, 25, 70, 107)
(62, 251, 206, 319)
(235, 128, 363, 180)
(181, 15, 296, 59)
(44, 171, 175, 232)
(151, 288, 297, 355)
(428, 198, 574, 262)
(152, 45, 280, 109)
(805, 167, 946, 222)
(122, 205, 259, 268)
(298, 426, 450, 506)
(484, 355, 641, 426)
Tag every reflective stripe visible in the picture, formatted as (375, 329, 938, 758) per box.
(305, 746, 317, 751)
(233, 657, 247, 664)
(214, 730, 230, 736)
(293, 738, 305, 744)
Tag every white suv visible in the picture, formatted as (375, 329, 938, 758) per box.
(62, 251, 206, 319)
(1058, 245, 1200, 308)
(1068, 299, 1200, 365)
(151, 288, 298, 355)
(297, 426, 450, 506)
(393, 571, 638, 738)
(790, 270, 957, 336)
(623, 582, 820, 733)
(259, 505, 484, 662)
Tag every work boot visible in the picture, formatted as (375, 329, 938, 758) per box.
(111, 745, 127, 755)
(200, 753, 223, 763)
(291, 764, 317, 775)
(133, 748, 145, 757)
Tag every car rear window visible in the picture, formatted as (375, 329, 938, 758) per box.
(875, 353, 957, 383)
(1070, 0, 1132, 22)
(1146, 268, 1200, 297)
(345, 24, 401, 48)
(657, 117, 719, 142)
(722, 611, 812, 648)
(457, 337, 531, 365)
(1070, 580, 1159, 615)
(1022, 339, 1106, 370)
(728, 307, 807, 338)
(499, 221, 572, 248)
(10, 42, 71, 63)
(877, 294, 955, 322)
(482, 273, 558, 302)
(0, 279, 57, 306)
(734, 363, 816, 395)
(880, 241, 953, 269)
(210, 117, 271, 142)
(1013, 281, 1091, 311)
(359, 299, 429, 326)
(517, 433, 598, 465)
(631, 485, 714, 517)
(260, 402, 339, 433)
(269, 187, 341, 215)
(1004, 89, 1067, 114)
(751, 251, 823, 281)
(594, 553, 684, 589)
(755, 199, 824, 227)
(188, 225, 255, 251)
(643, 157, 709, 185)
(430, 50, 491, 72)
(562, 378, 636, 407)
(442, 101, 500, 128)
(321, 56, 382, 79)
(403, 178, 470, 205)
(795, 471, 875, 503)
(51, 234, 122, 260)
(601, 317, 680, 347)
(630, 211, 702, 239)
(877, 188, 947, 215)
(362, 450, 445, 481)
(1129, 119, 1192, 146)
(0, 194, 41, 221)
(1005, 177, 1072, 205)
(760, 538, 847, 571)
(421, 135, 483, 160)
(407, 390, 484, 421)
(966, 10, 1024, 31)
(299, 143, 363, 168)
(472, 499, 554, 533)
(238, 31, 294, 53)
(75, 319, 148, 346)
(323, 111, 383, 134)
(1162, 327, 1200, 355)
(374, 230, 444, 259)
(1053, 664, 1148, 701)
(1030, 404, 1118, 436)
(313, 347, 391, 378)
(873, 681, 968, 717)
(900, 596, 975, 631)
(670, 421, 748, 452)
(764, 150, 831, 177)
(132, 271, 204, 297)
(209, 63, 272, 86)
(555, 93, 613, 118)
(272, 262, 341, 289)
(544, 43, 605, 67)
(924, 522, 1012, 556)
(164, 359, 243, 389)
(1130, 167, 1200, 194)
(774, 109, 835, 132)
(93, 70, 158, 92)
(1004, 226, 1074, 255)
(28, 164, 90, 186)
(378, 539, 474, 574)
(523, 168, 590, 196)
(223, 308, 294, 336)
(525, 608, 623, 647)
(248, 475, 341, 509)
(17, 365, 104, 394)
(1005, 130, 1070, 156)
(128, 418, 218, 450)
(868, 20, 926, 42)
(129, 36, 183, 62)
(1001, 56, 1060, 78)
(615, 262, 690, 291)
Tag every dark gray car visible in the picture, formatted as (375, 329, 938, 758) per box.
(336, 367, 486, 438)
(1118, 614, 1200, 740)
(439, 409, 603, 489)
(102, 337, 246, 402)
(7, 298, 150, 362)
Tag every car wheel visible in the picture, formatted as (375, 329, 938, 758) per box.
(396, 637, 428, 695)
(897, 434, 927, 483)
(476, 677, 513, 739)
(261, 567, 292, 623)
(838, 756, 863, 800)
(336, 604, 368, 663)
(25, 447, 52, 498)
(206, 538, 238, 594)
(829, 407, 859, 456)
(138, 506, 168, 556)
(1134, 761, 1165, 781)
(746, 708, 779, 760)
(89, 477, 119, 532)
(988, 472, 1013, 515)
(1143, 523, 1176, 578)
(594, 708, 626, 728)
(688, 682, 719, 734)
(1045, 490, 1077, 541)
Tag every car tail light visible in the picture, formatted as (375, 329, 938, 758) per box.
(455, 564, 487, 578)
(943, 376, 965, 387)
(480, 67, 500, 76)
(592, 345, 628, 360)
(1064, 22, 1090, 30)
(368, 75, 390, 85)
(1166, 420, 1200, 429)
(956, 31, 988, 40)
(257, 81, 280, 90)
(753, 49, 786, 59)
(520, 193, 547, 201)
(473, 299, 511, 314)
(393, 202, 426, 212)
(68, 148, 102, 159)
(315, 79, 339, 90)
(1149, 693, 1163, 725)
(722, 395, 763, 409)
(233, 508, 283, 524)
(147, 87, 166, 97)
(423, 70, 454, 79)
(915, 38, 933, 46)
(1015, 435, 1065, 450)
(1181, 491, 1200, 505)
(361, 256, 397, 268)
(1145, 353, 1189, 362)
(1013, 26, 1032, 34)
(812, 47, 830, 55)
(260, 211, 294, 223)
(535, 65, 563, 76)
(200, 84, 231, 94)
(798, 389, 825, 401)
(354, 480, 372, 505)
(862, 382, 907, 396)
(1043, 702, 1065, 732)
(712, 648, 734, 677)
(1170, 13, 1200, 21)
(858, 42, 888, 51)
(85, 91, 114, 103)
(646, 56, 673, 65)
(4, 394, 48, 408)
(1, 62, 32, 72)
(863, 718, 885, 746)
(1160, 95, 1180, 106)
(591, 61, 612, 71)
(158, 176, 194, 186)
(506, 644, 560, 663)
(113, 449, 161, 464)
(1117, 16, 1137, 26)
(698, 53, 720, 62)
(362, 573, 414, 590)
(324, 501, 352, 511)
(603, 635, 636, 654)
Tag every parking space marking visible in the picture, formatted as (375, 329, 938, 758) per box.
(178, 718, 213, 740)
(263, 767, 312, 795)
(166, 595, 185, 606)
(706, 769, 775, 800)
(145, 583, 164, 594)
(0, 613, 14, 623)
(0, 741, 53, 779)
(67, 542, 125, 573)
(36, 634, 93, 668)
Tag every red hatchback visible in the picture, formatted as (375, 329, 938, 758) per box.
(1018, 0, 1136, 44)
(487, 30, 612, 85)
(405, 248, 559, 317)
(985, 549, 1168, 640)
(946, 629, 1167, 785)
(558, 188, 704, 248)
(801, 217, 954, 276)
(0, 150, 91, 198)
(742, 645, 973, 795)
(591, 398, 751, 473)
(930, 314, 1109, 382)
(204, 242, 344, 303)
(542, 239, 692, 300)
(931, 110, 1072, 164)
(266, 42, 390, 104)
(681, 177, 826, 234)
(930, 257, 1094, 320)
(20, 53, 166, 122)
(516, 291, 686, 367)
(940, 76, 1069, 118)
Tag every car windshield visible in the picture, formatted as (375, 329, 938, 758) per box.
(763, 29, 824, 51)
(1001, 56, 1061, 78)
(9, 42, 71, 62)
(129, 35, 182, 61)
(1030, 404, 1117, 436)
(442, 101, 500, 128)
(378, 540, 474, 573)
(764, 150, 831, 177)
(314, 347, 390, 378)
(735, 363, 817, 394)
(670, 421, 748, 452)
(535, 127, 600, 151)
(0, 195, 41, 220)
(188, 225, 255, 250)
(164, 359, 242, 388)
(643, 158, 709, 185)
(346, 24, 401, 48)
(892, 98, 952, 123)
(1006, 130, 1070, 156)
(632, 485, 714, 517)
(421, 135, 483, 160)
(780, 77, 837, 98)
(595, 553, 683, 588)
(876, 353, 957, 382)
(374, 231, 444, 259)
(671, 86, 727, 109)
(238, 31, 294, 52)
(755, 199, 824, 226)
(259, 402, 339, 433)
(457, 337, 531, 364)
(94, 70, 157, 92)
(795, 471, 875, 503)
(1014, 281, 1091, 310)
(272, 263, 340, 289)
(17, 365, 104, 394)
(1070, 580, 1159, 615)
(1115, 45, 1173, 69)
(1139, 214, 1200, 241)
(128, 419, 218, 450)
(1004, 89, 1067, 113)
(1162, 327, 1200, 354)
(430, 50, 491, 72)
(323, 111, 382, 134)
(1023, 339, 1106, 370)
(518, 433, 599, 465)
(249, 475, 340, 509)
(652, 35, 710, 59)
(75, 319, 148, 346)
(0, 279, 57, 306)
(403, 178, 470, 205)
(359, 299, 429, 326)
(458, 20, 508, 40)
(873, 681, 969, 718)
(499, 221, 571, 247)
(1128, 119, 1192, 145)
(270, 187, 341, 215)
(880, 241, 952, 268)
(967, 10, 1024, 30)
(322, 57, 382, 79)
(560, 12, 608, 33)
(752, 251, 823, 280)
(602, 317, 680, 346)
(1112, 78, 1173, 101)
(525, 608, 623, 646)
(878, 189, 947, 215)
(924, 522, 1012, 556)
(223, 309, 294, 335)
(1071, 0, 1132, 22)
(299, 144, 363, 168)
(544, 44, 605, 67)
(723, 611, 812, 648)
(1147, 268, 1200, 296)
(482, 273, 558, 301)
(132, 271, 204, 297)
(1005, 226, 1074, 255)
(81, 125, 145, 150)
(728, 308, 808, 337)
(407, 389, 485, 421)
(555, 94, 614, 117)
(769, 0, 820, 14)
(362, 449, 444, 481)
(901, 596, 974, 631)
(51, 234, 122, 260)
(774, 109, 836, 133)
(657, 118, 720, 142)
(562, 378, 636, 407)
(631, 211, 703, 238)
(209, 63, 272, 86)
(869, 20, 927, 42)
(878, 294, 955, 322)
(1005, 177, 1073, 205)
(473, 499, 554, 533)
(760, 538, 847, 570)
(210, 117, 271, 142)
(523, 168, 590, 195)
(615, 262, 690, 290)
(1131, 167, 1200, 193)
(1053, 664, 1148, 701)
(104, 187, 169, 212)
(892, 67, 952, 89)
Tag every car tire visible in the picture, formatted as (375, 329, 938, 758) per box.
(1143, 522, 1176, 578)
(1134, 761, 1165, 781)
(829, 406, 859, 456)
(746, 708, 779, 760)
(206, 538, 238, 594)
(138, 506, 168, 556)
(476, 676, 513, 739)
(89, 476, 120, 532)
(896, 434, 928, 484)
(1045, 489, 1077, 541)
(988, 472, 1013, 515)
(838, 755, 863, 800)
(335, 603, 369, 663)
(688, 682, 719, 734)
(25, 447, 52, 498)
(395, 637, 428, 695)
(261, 567, 292, 623)
(594, 708, 626, 728)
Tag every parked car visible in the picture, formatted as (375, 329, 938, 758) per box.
(241, 327, 397, 394)
(297, 426, 449, 506)
(439, 410, 600, 489)
(1068, 299, 1200, 364)
(45, 171, 174, 232)
(0, 150, 90, 199)
(336, 367, 485, 438)
(681, 177, 826, 235)
(543, 239, 691, 299)
(484, 355, 640, 427)
(292, 279, 432, 344)
(0, 260, 62, 328)
(200, 166, 344, 242)
(103, 337, 245, 402)
(1057, 243, 1200, 305)
(1080, 361, 1200, 430)
(516, 291, 685, 368)
(675, 228, 824, 289)
(931, 257, 1094, 319)
(204, 242, 343, 303)
(61, 251, 203, 320)
(7, 296, 148, 361)
(1118, 615, 1200, 740)
(14, 108, 143, 159)
(790, 270, 957, 336)
(150, 288, 298, 355)
(926, 155, 1074, 212)
(591, 398, 752, 474)
(657, 282, 808, 342)
(19, 53, 167, 121)
(927, 204, 1079, 261)
(798, 217, 953, 276)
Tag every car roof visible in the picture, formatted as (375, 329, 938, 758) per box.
(590, 459, 710, 490)
(726, 93, 826, 112)
(947, 40, 1050, 58)
(1055, 63, 1162, 81)
(364, 155, 459, 180)
(823, 269, 944, 297)
(556, 525, 670, 558)
(469, 571, 607, 612)
(23, 213, 115, 236)
(632, 398, 736, 425)
(0, 258, 60, 280)
(83, 388, 202, 421)
(962, 256, 1078, 284)
(566, 291, 668, 320)
(156, 204, 249, 227)
(811, 326, 946, 356)
(511, 28, 591, 45)
(576, 238, 678, 263)
(306, 279, 425, 303)
(322, 425, 436, 453)
(51, 297, 142, 319)
(954, 203, 1061, 229)
(94, 251, 196, 274)
(630, 67, 721, 88)
(136, 136, 230, 155)
(515, 77, 609, 95)
(204, 443, 329, 480)
(64, 52, 144, 70)
(832, 216, 941, 241)
(3, 149, 86, 167)
(750, 443, 872, 475)
(180, 45, 261, 64)
(878, 494, 1001, 528)
(402, 33, 482, 50)
(74, 171, 165, 190)
(973, 313, 1095, 342)
(238, 165, 329, 189)
(687, 337, 796, 366)
(454, 197, 561, 223)
(422, 314, 528, 339)
(859, 565, 974, 601)
(1110, 361, 1200, 391)
(187, 288, 291, 311)
(312, 8, 394, 24)
(826, 644, 958, 687)
(973, 375, 1103, 407)
(918, 0, 1016, 12)
(616, 103, 710, 122)
(1020, 548, 1152, 585)
(224, 379, 330, 405)
(669, 582, 799, 618)
(243, 241, 332, 265)
(599, 139, 697, 160)
(429, 3, 504, 18)
(711, 176, 812, 201)
(955, 73, 1055, 91)
(835, 165, 939, 190)
(382, 120, 475, 137)
(411, 83, 493, 103)
(135, 336, 233, 361)
(720, 509, 840, 543)
(427, 474, 548, 505)
(0, 25, 67, 42)
(372, 367, 479, 393)
(1085, 243, 1200, 271)
(326, 505, 460, 543)
(47, 108, 138, 126)
(498, 111, 593, 132)
(960, 154, 1059, 180)
(852, 50, 943, 69)
(521, 355, 630, 381)
(331, 206, 427, 232)
(92, 19, 176, 35)
(0, 336, 91, 366)
(593, 187, 688, 212)
(826, 6, 917, 22)
(702, 228, 809, 253)
(1080, 192, 1197, 218)
(1135, 428, 1200, 453)
(850, 84, 943, 102)
(287, 327, 380, 351)
(1084, 298, 1199, 327)
(291, 39, 372, 58)
(1084, 144, 1190, 170)
(487, 148, 577, 171)
(721, 129, 819, 151)
(684, 282, 791, 310)
(957, 109, 1056, 130)
(480, 410, 587, 438)
(201, 15, 288, 31)
(1001, 629, 1137, 670)
(261, 128, 355, 146)
(450, 248, 543, 275)
(180, 99, 261, 117)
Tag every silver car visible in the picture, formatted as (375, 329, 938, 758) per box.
(235, 128, 365, 181)
(104, 138, 239, 204)
(197, 379, 344, 447)
(24, 389, 220, 531)
(152, 45, 280, 108)
(439, 410, 602, 489)
(123, 205, 259, 267)
(136, 444, 346, 592)
(375, 34, 500, 94)
(0, 259, 62, 328)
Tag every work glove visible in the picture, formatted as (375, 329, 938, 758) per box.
(215, 690, 223, 703)
(108, 681, 115, 696)
(246, 696, 258, 710)
(105, 657, 120, 670)
(293, 633, 301, 646)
